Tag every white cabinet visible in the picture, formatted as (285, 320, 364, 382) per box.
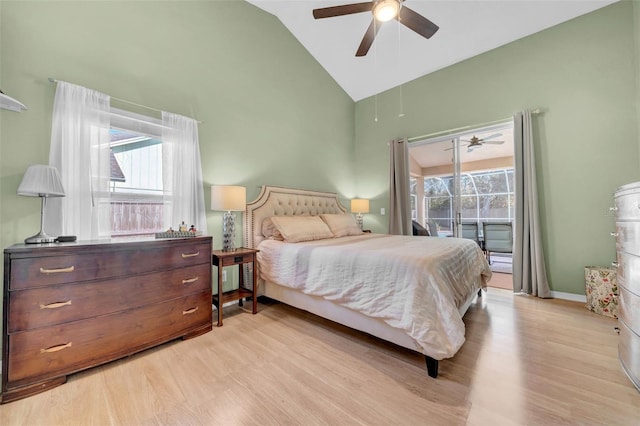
(614, 182, 640, 391)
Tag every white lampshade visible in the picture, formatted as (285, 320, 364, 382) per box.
(17, 165, 65, 197)
(211, 185, 246, 212)
(351, 198, 370, 214)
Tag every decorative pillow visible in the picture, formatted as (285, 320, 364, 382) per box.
(262, 217, 284, 240)
(320, 214, 363, 237)
(270, 215, 334, 243)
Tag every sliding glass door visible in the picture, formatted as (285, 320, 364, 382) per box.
(409, 122, 515, 240)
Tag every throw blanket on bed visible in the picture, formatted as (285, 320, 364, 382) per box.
(257, 234, 492, 359)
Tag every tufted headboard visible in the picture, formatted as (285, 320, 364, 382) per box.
(244, 186, 347, 249)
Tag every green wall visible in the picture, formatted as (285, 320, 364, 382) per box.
(0, 0, 355, 354)
(354, 1, 639, 295)
(0, 1, 355, 254)
(635, 0, 640, 163)
(1, 0, 638, 304)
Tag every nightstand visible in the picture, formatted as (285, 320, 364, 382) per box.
(211, 247, 259, 326)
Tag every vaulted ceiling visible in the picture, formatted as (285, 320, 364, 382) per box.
(247, 0, 618, 101)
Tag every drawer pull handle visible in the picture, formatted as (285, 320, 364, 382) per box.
(612, 261, 619, 268)
(40, 342, 72, 353)
(181, 251, 200, 259)
(183, 307, 199, 315)
(182, 277, 199, 284)
(610, 232, 619, 237)
(40, 266, 75, 274)
(40, 300, 72, 309)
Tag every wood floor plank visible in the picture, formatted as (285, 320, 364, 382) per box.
(1, 288, 638, 425)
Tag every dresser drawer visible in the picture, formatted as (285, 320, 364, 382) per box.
(619, 285, 640, 333)
(619, 320, 640, 391)
(616, 251, 640, 295)
(7, 291, 212, 386)
(9, 240, 211, 290)
(614, 188, 640, 221)
(615, 221, 640, 257)
(8, 263, 211, 332)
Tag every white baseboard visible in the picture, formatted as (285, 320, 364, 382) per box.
(550, 291, 586, 303)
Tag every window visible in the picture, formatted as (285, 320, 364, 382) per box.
(423, 168, 514, 233)
(423, 176, 453, 234)
(109, 109, 165, 237)
(410, 177, 417, 220)
(408, 121, 514, 241)
(47, 81, 207, 241)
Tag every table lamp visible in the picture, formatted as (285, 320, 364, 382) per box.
(211, 185, 246, 251)
(17, 165, 65, 244)
(351, 198, 370, 230)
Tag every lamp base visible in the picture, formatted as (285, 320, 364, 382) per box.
(222, 211, 236, 252)
(24, 231, 56, 244)
(355, 213, 364, 230)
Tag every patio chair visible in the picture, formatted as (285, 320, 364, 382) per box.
(461, 222, 480, 246)
(482, 222, 513, 264)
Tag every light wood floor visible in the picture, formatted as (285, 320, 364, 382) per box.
(1, 289, 639, 425)
(487, 272, 513, 290)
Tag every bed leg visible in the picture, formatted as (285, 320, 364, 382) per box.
(424, 356, 439, 378)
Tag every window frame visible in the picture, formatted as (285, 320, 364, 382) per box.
(108, 108, 167, 238)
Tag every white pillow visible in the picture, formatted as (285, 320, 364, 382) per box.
(320, 214, 363, 237)
(270, 215, 334, 243)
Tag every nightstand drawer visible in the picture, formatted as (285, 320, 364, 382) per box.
(8, 263, 211, 332)
(9, 241, 211, 290)
(219, 253, 254, 266)
(7, 291, 211, 386)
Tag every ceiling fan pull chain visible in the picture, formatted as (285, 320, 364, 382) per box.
(398, 21, 405, 118)
(374, 18, 379, 123)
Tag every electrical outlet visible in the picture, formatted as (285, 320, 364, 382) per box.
(380, 207, 385, 215)
(222, 270, 227, 282)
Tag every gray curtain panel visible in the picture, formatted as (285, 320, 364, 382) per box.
(513, 110, 552, 297)
(388, 138, 412, 235)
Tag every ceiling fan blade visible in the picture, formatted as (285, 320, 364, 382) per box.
(313, 2, 373, 19)
(445, 143, 470, 151)
(356, 19, 380, 57)
(481, 133, 503, 141)
(482, 140, 505, 145)
(396, 6, 439, 39)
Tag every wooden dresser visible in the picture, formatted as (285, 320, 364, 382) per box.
(613, 182, 640, 392)
(1, 236, 212, 403)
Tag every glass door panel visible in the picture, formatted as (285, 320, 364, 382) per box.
(409, 122, 515, 241)
(409, 138, 454, 237)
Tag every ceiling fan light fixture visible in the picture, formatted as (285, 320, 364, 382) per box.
(373, 0, 400, 22)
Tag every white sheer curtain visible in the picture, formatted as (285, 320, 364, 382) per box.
(513, 110, 551, 297)
(161, 111, 207, 234)
(388, 138, 412, 235)
(47, 81, 111, 240)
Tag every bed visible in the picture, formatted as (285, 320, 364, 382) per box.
(244, 185, 492, 377)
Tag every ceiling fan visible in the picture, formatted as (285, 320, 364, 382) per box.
(445, 134, 505, 152)
(312, 0, 439, 57)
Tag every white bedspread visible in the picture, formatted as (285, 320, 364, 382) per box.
(257, 234, 492, 359)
